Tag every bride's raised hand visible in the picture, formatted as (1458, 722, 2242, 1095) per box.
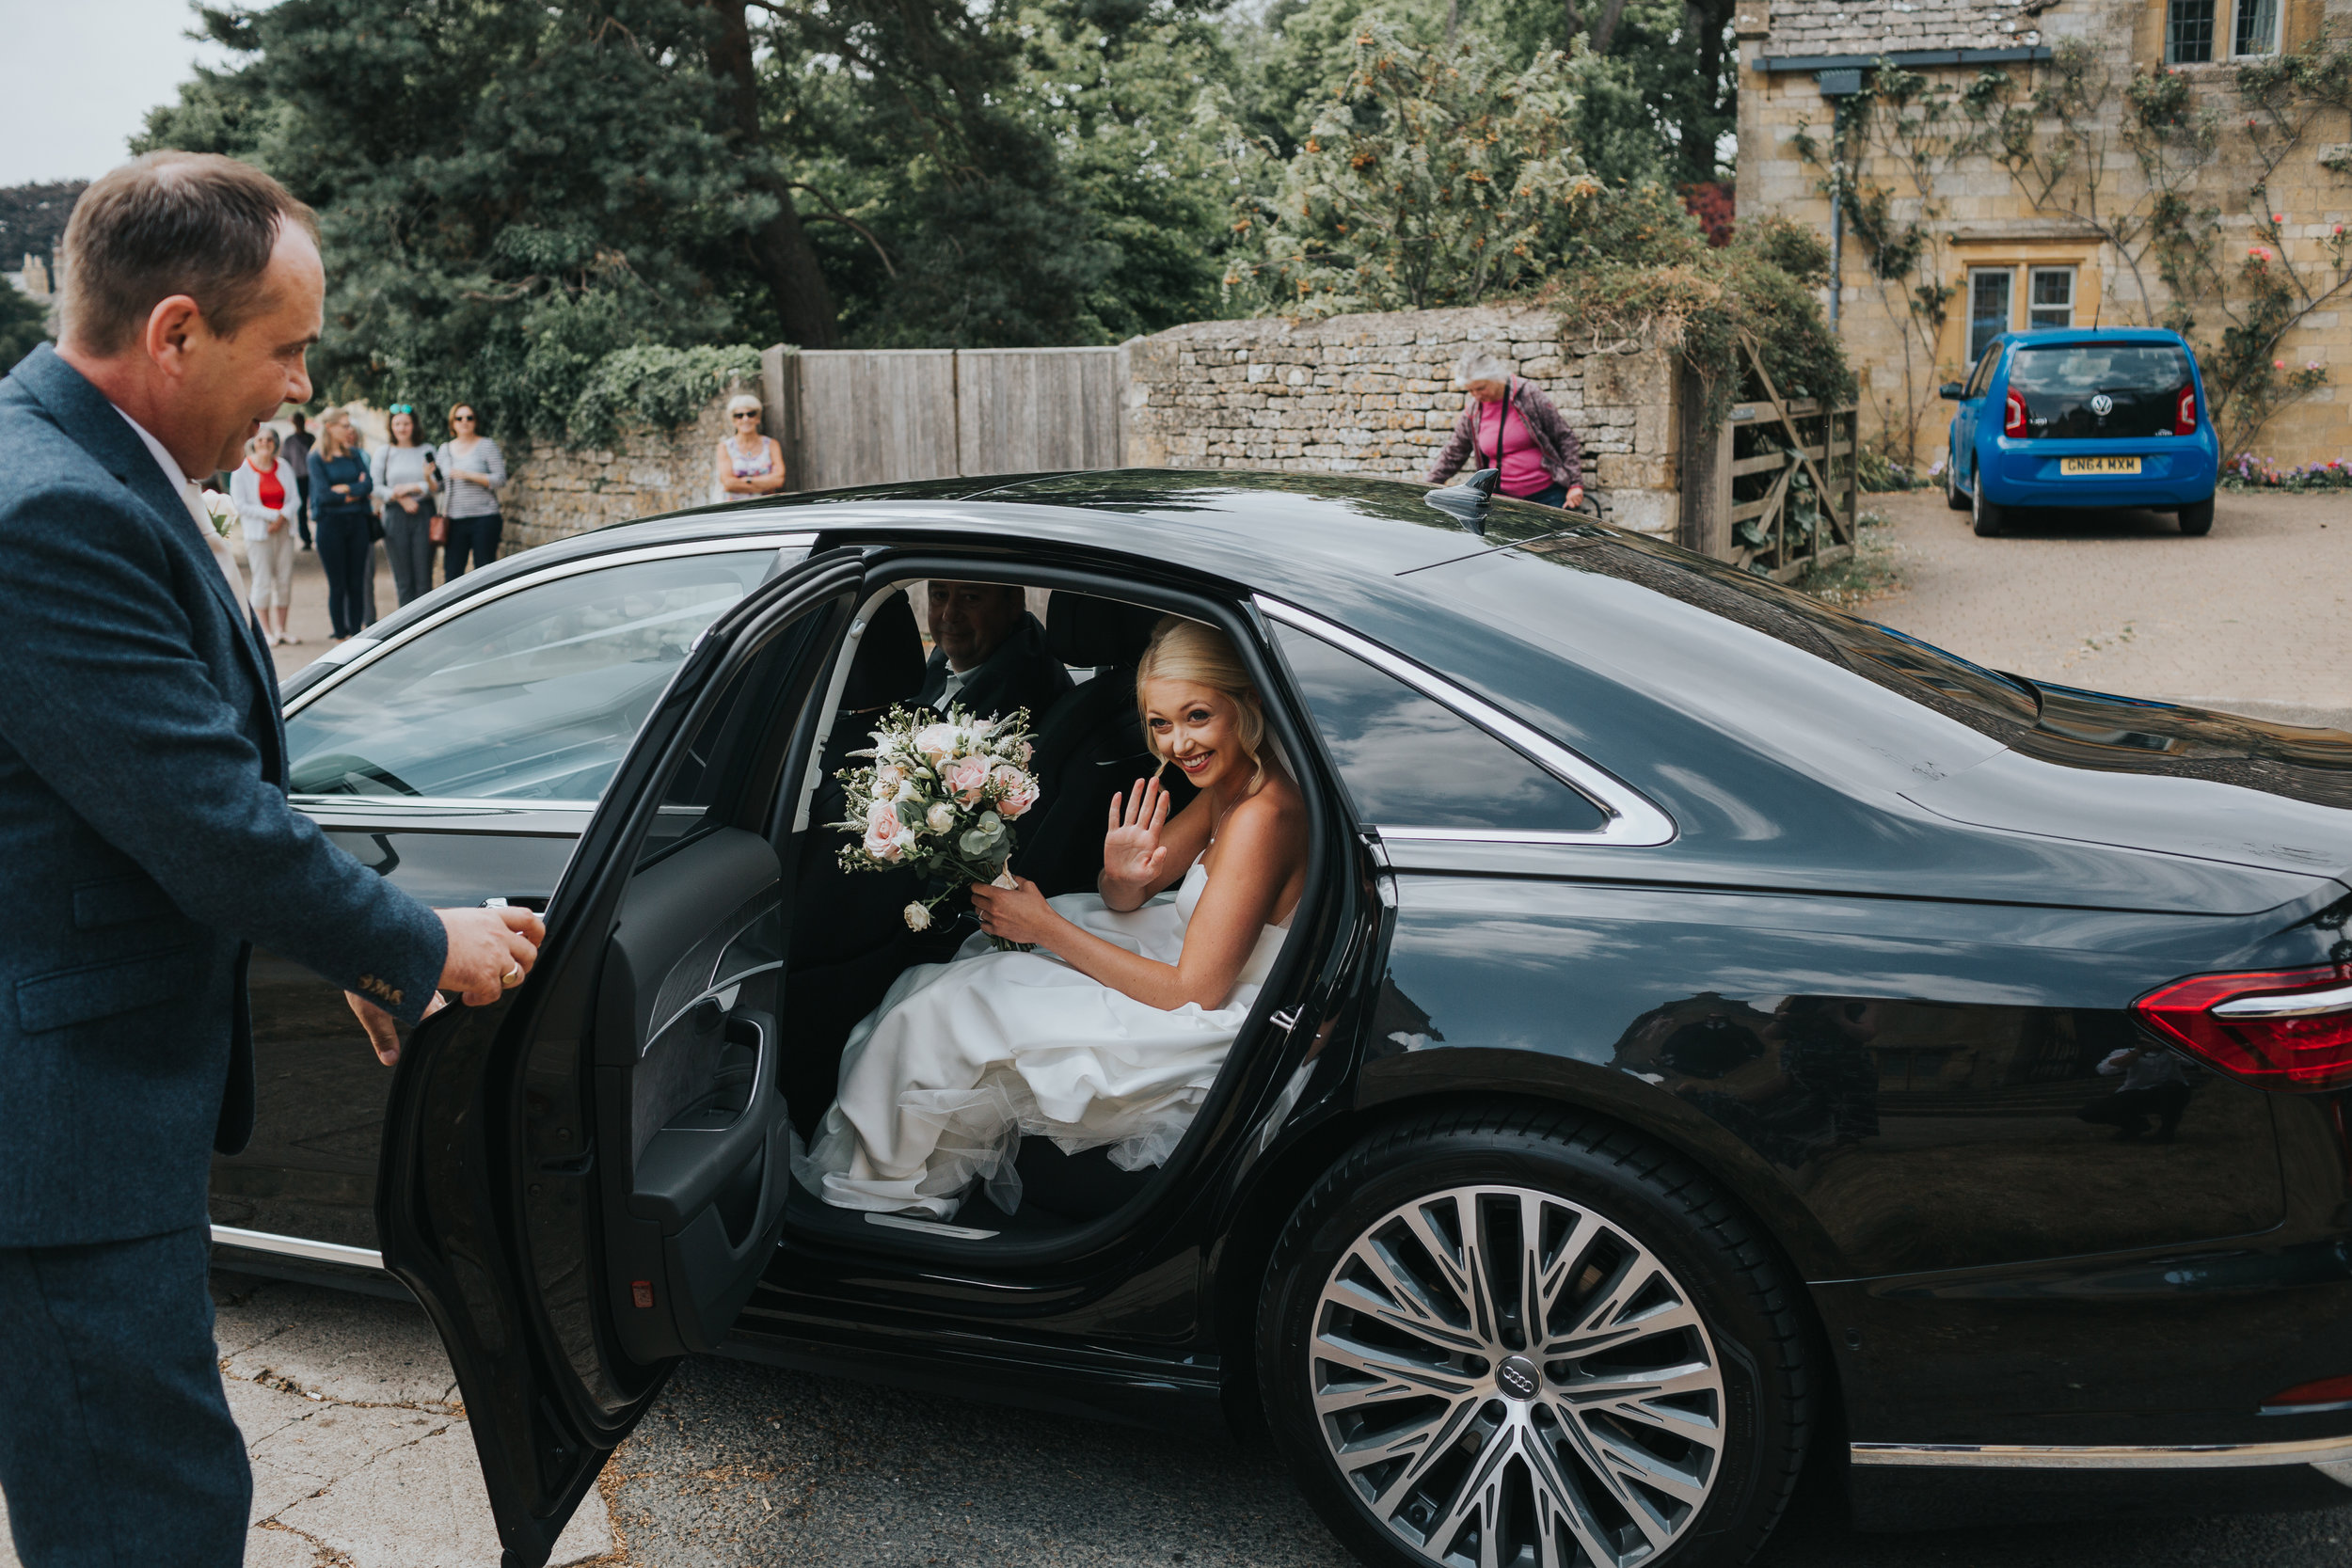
(1102, 775, 1172, 898)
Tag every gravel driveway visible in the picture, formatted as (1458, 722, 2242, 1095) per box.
(1854, 486, 2352, 727)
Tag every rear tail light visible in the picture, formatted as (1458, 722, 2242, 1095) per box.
(2132, 964, 2352, 1091)
(2003, 389, 2027, 437)
(2262, 1373, 2352, 1415)
(2174, 386, 2199, 435)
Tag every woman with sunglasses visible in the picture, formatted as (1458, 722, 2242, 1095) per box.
(712, 393, 786, 501)
(371, 404, 440, 606)
(439, 404, 506, 578)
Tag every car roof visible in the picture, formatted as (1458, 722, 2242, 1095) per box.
(1997, 327, 2190, 347)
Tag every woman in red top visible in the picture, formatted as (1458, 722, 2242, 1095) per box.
(230, 427, 304, 646)
(1424, 352, 1587, 510)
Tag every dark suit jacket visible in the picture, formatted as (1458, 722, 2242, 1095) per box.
(0, 346, 446, 1247)
(914, 613, 1072, 728)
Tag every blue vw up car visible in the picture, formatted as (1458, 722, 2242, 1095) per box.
(1941, 327, 2219, 537)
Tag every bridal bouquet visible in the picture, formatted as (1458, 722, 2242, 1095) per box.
(834, 704, 1042, 942)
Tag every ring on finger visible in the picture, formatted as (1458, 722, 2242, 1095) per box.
(501, 965, 523, 989)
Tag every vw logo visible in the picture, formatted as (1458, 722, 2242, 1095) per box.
(1497, 1354, 1540, 1401)
(2090, 393, 2114, 417)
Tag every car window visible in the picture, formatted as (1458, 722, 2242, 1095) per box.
(1965, 345, 1999, 399)
(2009, 342, 2193, 439)
(287, 549, 782, 803)
(1269, 622, 1609, 832)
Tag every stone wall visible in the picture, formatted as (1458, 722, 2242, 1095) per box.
(1118, 305, 1686, 537)
(501, 390, 746, 554)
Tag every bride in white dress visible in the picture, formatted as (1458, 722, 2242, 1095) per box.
(795, 616, 1309, 1217)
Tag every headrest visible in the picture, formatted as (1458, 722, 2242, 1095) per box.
(1046, 594, 1159, 669)
(841, 591, 926, 711)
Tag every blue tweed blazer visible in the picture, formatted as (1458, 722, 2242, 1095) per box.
(0, 346, 446, 1246)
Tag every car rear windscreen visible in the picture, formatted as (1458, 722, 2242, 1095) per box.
(2010, 342, 2191, 439)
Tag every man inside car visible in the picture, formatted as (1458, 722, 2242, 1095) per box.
(916, 579, 1071, 725)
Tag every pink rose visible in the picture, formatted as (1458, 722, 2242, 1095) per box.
(863, 820, 908, 863)
(991, 765, 1041, 818)
(914, 723, 961, 763)
(946, 754, 991, 803)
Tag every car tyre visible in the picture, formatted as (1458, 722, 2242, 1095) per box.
(2179, 496, 2215, 536)
(1945, 457, 1969, 511)
(1970, 472, 2004, 537)
(1257, 1106, 1813, 1568)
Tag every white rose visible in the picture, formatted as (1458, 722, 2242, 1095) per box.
(862, 822, 905, 863)
(875, 763, 904, 791)
(914, 722, 961, 763)
(200, 489, 236, 537)
(902, 901, 933, 932)
(894, 778, 922, 802)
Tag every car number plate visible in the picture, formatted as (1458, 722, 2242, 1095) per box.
(2060, 456, 2142, 475)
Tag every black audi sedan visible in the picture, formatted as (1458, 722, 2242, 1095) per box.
(213, 470, 2352, 1568)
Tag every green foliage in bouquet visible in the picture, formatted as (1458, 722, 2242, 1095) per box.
(834, 705, 1044, 946)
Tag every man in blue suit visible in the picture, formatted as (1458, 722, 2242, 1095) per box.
(0, 153, 548, 1565)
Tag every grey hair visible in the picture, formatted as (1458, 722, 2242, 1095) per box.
(725, 392, 763, 417)
(1455, 351, 1514, 387)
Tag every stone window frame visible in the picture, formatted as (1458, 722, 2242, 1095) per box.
(1936, 242, 2105, 390)
(2150, 0, 2308, 63)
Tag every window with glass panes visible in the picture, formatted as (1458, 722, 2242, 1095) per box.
(2234, 0, 2280, 54)
(1968, 270, 2013, 361)
(2027, 268, 2075, 331)
(2168, 0, 2217, 60)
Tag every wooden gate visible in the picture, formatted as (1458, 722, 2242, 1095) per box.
(1683, 340, 1860, 581)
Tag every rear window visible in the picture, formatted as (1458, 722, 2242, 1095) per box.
(2009, 342, 2191, 439)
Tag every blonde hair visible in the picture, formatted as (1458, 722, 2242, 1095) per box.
(1136, 616, 1268, 794)
(315, 408, 355, 461)
(726, 392, 763, 418)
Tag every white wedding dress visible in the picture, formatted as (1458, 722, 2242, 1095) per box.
(794, 860, 1290, 1217)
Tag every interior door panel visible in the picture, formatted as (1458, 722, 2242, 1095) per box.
(596, 826, 793, 1360)
(378, 552, 865, 1566)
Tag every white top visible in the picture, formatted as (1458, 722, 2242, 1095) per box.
(437, 436, 505, 518)
(229, 456, 304, 541)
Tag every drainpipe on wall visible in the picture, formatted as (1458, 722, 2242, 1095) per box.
(1818, 70, 1861, 337)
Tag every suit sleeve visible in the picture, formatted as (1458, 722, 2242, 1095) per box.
(0, 480, 446, 1021)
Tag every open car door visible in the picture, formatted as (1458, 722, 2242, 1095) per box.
(377, 549, 867, 1565)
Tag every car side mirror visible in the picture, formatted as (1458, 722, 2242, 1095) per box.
(1939, 382, 1966, 401)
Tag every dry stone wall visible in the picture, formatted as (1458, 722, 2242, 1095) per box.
(1118, 306, 1683, 537)
(501, 391, 746, 554)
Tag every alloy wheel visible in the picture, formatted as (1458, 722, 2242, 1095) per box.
(1307, 1184, 1726, 1568)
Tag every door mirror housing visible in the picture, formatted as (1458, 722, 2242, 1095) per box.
(1938, 382, 1967, 401)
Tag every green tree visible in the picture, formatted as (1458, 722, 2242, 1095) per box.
(1213, 22, 1597, 315)
(0, 277, 49, 373)
(140, 0, 793, 436)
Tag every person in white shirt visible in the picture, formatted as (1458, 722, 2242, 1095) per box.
(230, 426, 302, 644)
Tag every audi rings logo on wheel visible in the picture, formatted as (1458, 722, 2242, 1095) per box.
(1497, 1354, 1540, 1400)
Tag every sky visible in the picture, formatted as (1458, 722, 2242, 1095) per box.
(0, 0, 231, 186)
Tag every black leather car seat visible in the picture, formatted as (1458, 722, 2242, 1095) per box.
(1011, 594, 1194, 897)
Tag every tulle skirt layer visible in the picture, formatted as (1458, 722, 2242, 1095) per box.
(793, 891, 1276, 1217)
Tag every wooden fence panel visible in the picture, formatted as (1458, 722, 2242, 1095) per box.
(791, 349, 961, 491)
(955, 347, 1120, 476)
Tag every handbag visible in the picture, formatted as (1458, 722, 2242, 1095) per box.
(429, 514, 447, 545)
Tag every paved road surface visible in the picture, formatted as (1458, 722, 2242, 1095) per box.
(1857, 486, 2352, 726)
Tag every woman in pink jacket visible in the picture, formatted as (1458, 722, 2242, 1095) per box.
(1424, 351, 1586, 509)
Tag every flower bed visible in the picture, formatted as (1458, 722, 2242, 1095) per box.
(2220, 452, 2352, 492)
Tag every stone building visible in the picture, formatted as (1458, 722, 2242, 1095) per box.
(1737, 0, 2352, 467)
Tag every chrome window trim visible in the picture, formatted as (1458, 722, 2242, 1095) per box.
(1851, 1435, 2352, 1470)
(281, 533, 819, 719)
(291, 794, 599, 815)
(1252, 595, 1676, 848)
(211, 1224, 385, 1273)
